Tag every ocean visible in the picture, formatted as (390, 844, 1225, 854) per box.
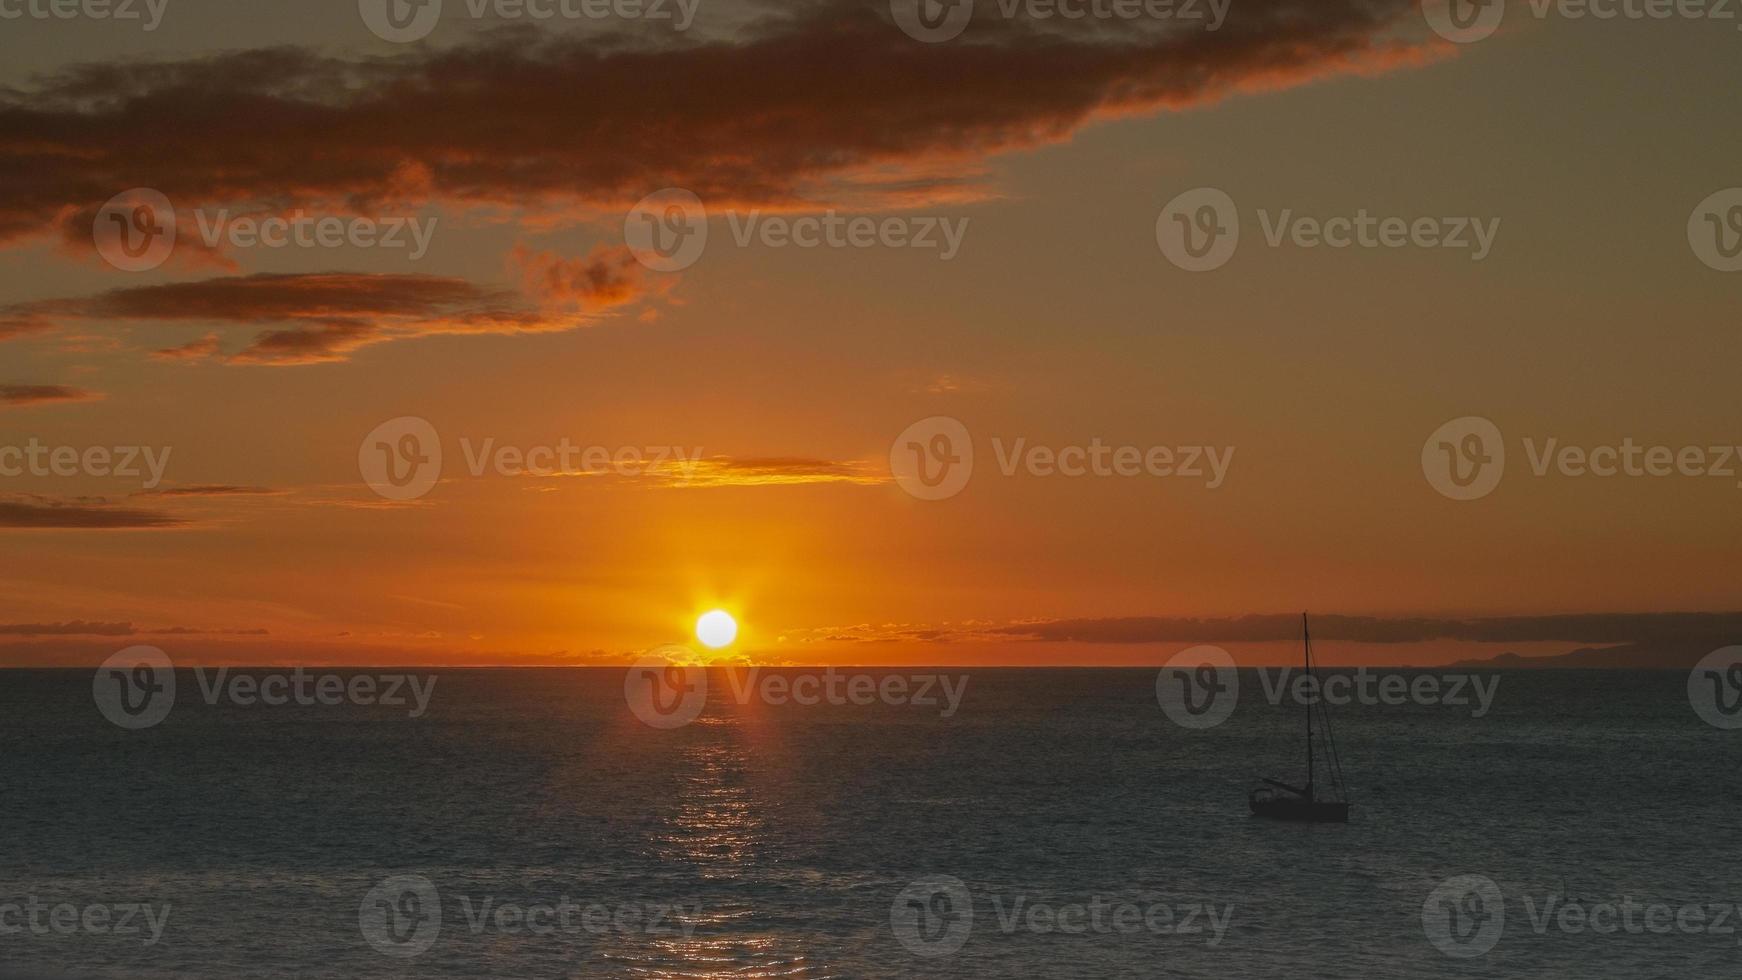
(1, 667, 1736, 978)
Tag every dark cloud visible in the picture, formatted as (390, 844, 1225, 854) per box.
(0, 621, 132, 636)
(0, 498, 188, 529)
(0, 1, 1434, 250)
(133, 484, 285, 497)
(788, 612, 1742, 646)
(1, 271, 594, 364)
(0, 384, 101, 406)
(985, 612, 1742, 644)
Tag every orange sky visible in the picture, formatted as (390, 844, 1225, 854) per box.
(2, 1, 1740, 667)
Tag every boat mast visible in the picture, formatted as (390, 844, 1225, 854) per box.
(1303, 612, 1314, 802)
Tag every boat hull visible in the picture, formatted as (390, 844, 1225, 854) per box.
(1249, 798, 1349, 823)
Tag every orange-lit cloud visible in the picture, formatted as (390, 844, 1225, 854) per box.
(0, 384, 102, 407)
(659, 456, 889, 487)
(0, 1, 1440, 251)
(1, 270, 643, 364)
(0, 496, 188, 529)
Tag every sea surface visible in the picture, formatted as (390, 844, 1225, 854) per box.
(1, 668, 1737, 978)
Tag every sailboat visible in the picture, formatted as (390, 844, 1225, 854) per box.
(1249, 613, 1351, 823)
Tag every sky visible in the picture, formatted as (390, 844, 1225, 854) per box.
(1, 0, 1739, 667)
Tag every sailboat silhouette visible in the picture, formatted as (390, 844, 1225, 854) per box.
(1249, 613, 1352, 823)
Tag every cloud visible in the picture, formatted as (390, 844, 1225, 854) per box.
(132, 484, 286, 497)
(0, 497, 188, 529)
(0, 271, 613, 364)
(662, 456, 889, 487)
(0, 1, 1438, 251)
(785, 612, 1742, 645)
(510, 244, 649, 309)
(150, 332, 221, 361)
(0, 621, 132, 636)
(0, 620, 266, 637)
(0, 384, 102, 407)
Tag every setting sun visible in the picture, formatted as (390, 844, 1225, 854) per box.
(695, 610, 738, 649)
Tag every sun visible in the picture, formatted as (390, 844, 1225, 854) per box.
(695, 609, 738, 649)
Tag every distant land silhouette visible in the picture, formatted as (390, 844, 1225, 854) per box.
(1452, 639, 1734, 670)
